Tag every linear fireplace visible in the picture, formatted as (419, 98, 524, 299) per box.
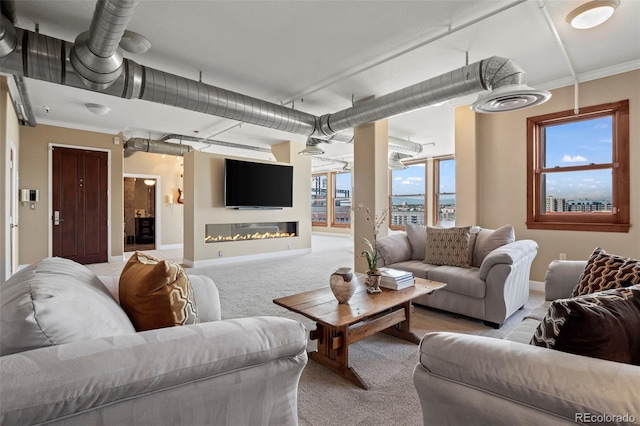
(205, 222, 298, 243)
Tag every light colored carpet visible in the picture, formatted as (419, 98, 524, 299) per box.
(88, 234, 544, 426)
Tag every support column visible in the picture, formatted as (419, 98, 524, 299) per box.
(454, 106, 478, 226)
(353, 119, 389, 273)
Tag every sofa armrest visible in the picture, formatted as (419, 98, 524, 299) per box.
(544, 260, 587, 301)
(415, 332, 640, 424)
(1, 316, 308, 425)
(190, 275, 222, 322)
(478, 240, 538, 280)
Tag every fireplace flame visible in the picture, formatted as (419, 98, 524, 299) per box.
(205, 231, 296, 243)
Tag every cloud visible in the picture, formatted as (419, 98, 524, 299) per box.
(406, 177, 422, 182)
(561, 154, 587, 163)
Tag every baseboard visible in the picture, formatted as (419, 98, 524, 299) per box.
(109, 255, 125, 262)
(529, 280, 545, 293)
(158, 243, 183, 250)
(183, 248, 311, 268)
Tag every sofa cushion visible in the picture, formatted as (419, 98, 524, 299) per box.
(571, 247, 640, 297)
(424, 226, 472, 268)
(377, 233, 412, 266)
(427, 266, 485, 298)
(385, 260, 440, 279)
(405, 224, 427, 261)
(0, 257, 135, 356)
(472, 225, 515, 267)
(119, 252, 199, 331)
(531, 285, 640, 365)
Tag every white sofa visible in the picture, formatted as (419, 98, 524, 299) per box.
(376, 225, 538, 327)
(0, 257, 308, 425)
(413, 260, 640, 425)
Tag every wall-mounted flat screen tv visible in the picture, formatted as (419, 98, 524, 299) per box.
(224, 158, 294, 209)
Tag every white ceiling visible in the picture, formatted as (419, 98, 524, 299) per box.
(4, 0, 640, 168)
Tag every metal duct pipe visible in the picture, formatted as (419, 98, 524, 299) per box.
(159, 133, 272, 154)
(317, 56, 537, 135)
(0, 11, 548, 141)
(0, 14, 17, 58)
(70, 0, 139, 90)
(12, 75, 37, 126)
(124, 137, 192, 158)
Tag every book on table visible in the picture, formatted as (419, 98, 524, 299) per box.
(379, 267, 415, 290)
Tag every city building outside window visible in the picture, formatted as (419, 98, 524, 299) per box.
(435, 157, 455, 227)
(311, 173, 327, 226)
(526, 100, 629, 232)
(389, 162, 426, 229)
(332, 172, 351, 227)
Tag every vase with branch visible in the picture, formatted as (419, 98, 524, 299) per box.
(353, 205, 388, 293)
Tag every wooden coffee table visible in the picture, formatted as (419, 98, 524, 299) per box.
(273, 277, 446, 389)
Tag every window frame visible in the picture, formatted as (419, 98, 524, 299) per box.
(388, 159, 427, 230)
(526, 100, 630, 232)
(311, 173, 328, 227)
(331, 171, 352, 228)
(433, 156, 456, 227)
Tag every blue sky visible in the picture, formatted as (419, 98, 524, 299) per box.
(390, 159, 456, 196)
(544, 116, 612, 199)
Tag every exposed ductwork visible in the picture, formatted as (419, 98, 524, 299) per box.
(0, 1, 550, 150)
(1, 1, 36, 126)
(123, 137, 192, 158)
(70, 0, 139, 90)
(159, 133, 272, 154)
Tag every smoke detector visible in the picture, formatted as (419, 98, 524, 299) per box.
(471, 84, 551, 113)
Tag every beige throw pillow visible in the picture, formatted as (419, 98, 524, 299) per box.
(472, 224, 515, 267)
(119, 252, 199, 331)
(424, 226, 472, 268)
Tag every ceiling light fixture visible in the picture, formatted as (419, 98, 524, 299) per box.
(566, 0, 620, 29)
(298, 139, 325, 156)
(143, 179, 156, 186)
(85, 103, 110, 115)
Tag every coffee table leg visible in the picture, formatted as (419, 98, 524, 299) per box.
(309, 323, 368, 390)
(381, 301, 422, 344)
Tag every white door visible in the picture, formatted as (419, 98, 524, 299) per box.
(7, 142, 18, 279)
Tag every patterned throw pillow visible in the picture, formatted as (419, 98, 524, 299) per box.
(119, 252, 198, 331)
(530, 285, 640, 365)
(424, 226, 472, 268)
(571, 247, 640, 297)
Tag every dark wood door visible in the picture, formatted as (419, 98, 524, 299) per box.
(52, 146, 108, 264)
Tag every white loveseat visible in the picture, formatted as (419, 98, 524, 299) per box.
(413, 260, 640, 425)
(376, 225, 538, 327)
(0, 257, 308, 425)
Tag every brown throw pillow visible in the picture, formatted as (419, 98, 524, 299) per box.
(119, 251, 198, 331)
(530, 285, 640, 365)
(424, 226, 472, 268)
(571, 247, 640, 297)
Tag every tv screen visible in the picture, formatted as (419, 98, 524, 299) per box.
(225, 158, 294, 208)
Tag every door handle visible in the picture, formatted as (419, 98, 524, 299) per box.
(53, 211, 64, 225)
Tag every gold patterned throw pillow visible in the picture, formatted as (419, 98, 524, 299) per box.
(119, 251, 198, 331)
(424, 226, 472, 268)
(571, 247, 640, 297)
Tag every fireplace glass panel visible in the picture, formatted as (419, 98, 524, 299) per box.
(205, 222, 298, 243)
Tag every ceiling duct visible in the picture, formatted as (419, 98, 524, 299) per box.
(0, 1, 549, 144)
(159, 133, 272, 154)
(1, 1, 36, 127)
(69, 0, 139, 90)
(123, 137, 192, 158)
